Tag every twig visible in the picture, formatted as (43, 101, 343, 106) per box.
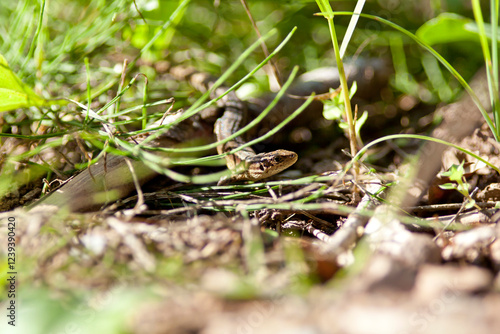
(266, 184, 278, 201)
(405, 202, 498, 212)
(306, 223, 331, 242)
(427, 208, 494, 227)
(139, 201, 355, 217)
(322, 182, 383, 255)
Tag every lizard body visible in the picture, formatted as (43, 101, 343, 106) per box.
(29, 67, 299, 211)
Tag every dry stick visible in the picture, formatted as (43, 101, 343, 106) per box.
(106, 172, 326, 214)
(158, 97, 176, 126)
(301, 210, 334, 230)
(432, 189, 480, 240)
(276, 183, 324, 202)
(306, 224, 331, 242)
(240, 0, 281, 87)
(124, 178, 351, 226)
(266, 185, 278, 201)
(123, 158, 146, 213)
(408, 202, 498, 212)
(426, 208, 494, 227)
(322, 182, 383, 255)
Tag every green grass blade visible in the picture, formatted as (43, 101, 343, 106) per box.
(472, 0, 500, 138)
(333, 11, 497, 141)
(157, 65, 299, 157)
(492, 0, 499, 97)
(353, 134, 500, 175)
(340, 0, 366, 58)
(315, 0, 334, 20)
(138, 27, 296, 149)
(20, 0, 46, 72)
(137, 0, 190, 60)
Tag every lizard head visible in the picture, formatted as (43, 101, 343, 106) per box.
(246, 149, 298, 181)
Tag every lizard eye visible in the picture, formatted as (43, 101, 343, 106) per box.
(275, 155, 286, 163)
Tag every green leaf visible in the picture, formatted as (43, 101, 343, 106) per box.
(440, 162, 465, 182)
(464, 199, 476, 210)
(438, 183, 457, 190)
(323, 102, 344, 121)
(0, 54, 48, 112)
(322, 83, 357, 121)
(355, 110, 368, 136)
(450, 164, 465, 183)
(439, 162, 471, 197)
(348, 80, 357, 99)
(417, 13, 500, 45)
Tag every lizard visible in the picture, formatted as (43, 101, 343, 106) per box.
(28, 59, 389, 212)
(28, 66, 300, 212)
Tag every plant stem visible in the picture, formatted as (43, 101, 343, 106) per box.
(326, 18, 359, 175)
